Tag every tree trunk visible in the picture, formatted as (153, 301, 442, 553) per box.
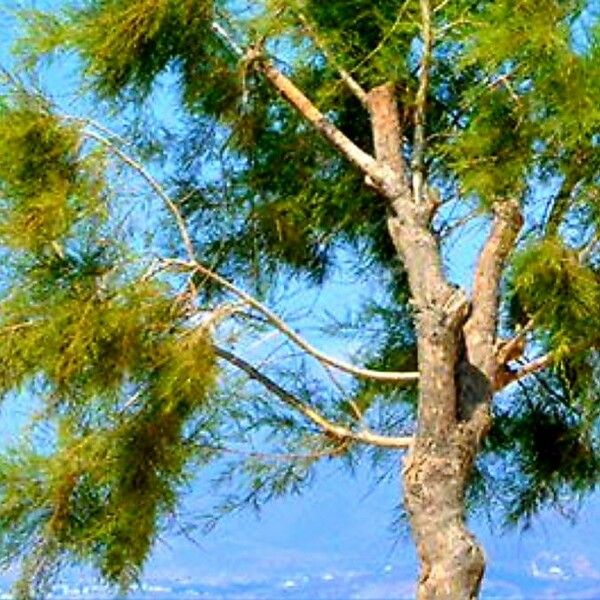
(365, 83, 518, 600)
(403, 434, 485, 600)
(401, 302, 489, 600)
(386, 204, 488, 599)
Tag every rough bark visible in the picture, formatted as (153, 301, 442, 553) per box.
(366, 82, 521, 599)
(386, 182, 484, 600)
(404, 435, 485, 600)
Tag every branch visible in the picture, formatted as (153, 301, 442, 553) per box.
(464, 200, 523, 377)
(495, 352, 552, 390)
(81, 129, 197, 262)
(579, 233, 599, 264)
(167, 258, 420, 384)
(252, 54, 388, 185)
(495, 319, 534, 367)
(412, 0, 433, 203)
(210, 21, 400, 195)
(215, 346, 413, 450)
(79, 117, 417, 384)
(367, 83, 408, 183)
(496, 336, 600, 391)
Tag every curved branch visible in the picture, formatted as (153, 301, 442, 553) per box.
(76, 118, 418, 385)
(81, 129, 197, 262)
(215, 346, 414, 450)
(168, 258, 420, 384)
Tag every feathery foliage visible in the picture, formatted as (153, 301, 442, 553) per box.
(0, 0, 599, 595)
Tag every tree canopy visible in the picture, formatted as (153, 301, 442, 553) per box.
(0, 0, 599, 597)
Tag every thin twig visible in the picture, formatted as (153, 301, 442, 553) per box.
(412, 0, 433, 203)
(191, 440, 350, 463)
(81, 129, 197, 262)
(579, 234, 599, 264)
(348, 1, 413, 76)
(296, 12, 369, 107)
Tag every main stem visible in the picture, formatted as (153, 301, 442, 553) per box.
(404, 437, 485, 599)
(365, 83, 517, 600)
(388, 203, 490, 599)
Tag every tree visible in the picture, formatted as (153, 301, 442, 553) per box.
(0, 0, 599, 598)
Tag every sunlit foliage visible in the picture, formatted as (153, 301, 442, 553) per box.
(0, 0, 598, 594)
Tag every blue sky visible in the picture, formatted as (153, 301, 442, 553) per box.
(1, 3, 600, 599)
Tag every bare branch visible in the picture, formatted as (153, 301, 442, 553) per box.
(495, 352, 553, 390)
(211, 21, 245, 57)
(464, 200, 523, 378)
(167, 258, 420, 384)
(495, 319, 534, 367)
(215, 346, 414, 450)
(496, 336, 600, 391)
(80, 122, 417, 384)
(81, 129, 197, 262)
(210, 19, 400, 194)
(412, 0, 433, 203)
(251, 53, 390, 187)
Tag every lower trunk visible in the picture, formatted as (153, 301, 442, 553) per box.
(403, 435, 485, 600)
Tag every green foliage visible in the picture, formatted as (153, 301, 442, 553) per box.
(0, 260, 217, 593)
(0, 0, 599, 594)
(0, 91, 219, 593)
(18, 0, 241, 117)
(483, 354, 600, 527)
(508, 238, 600, 358)
(0, 380, 215, 595)
(442, 87, 534, 202)
(0, 97, 105, 251)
